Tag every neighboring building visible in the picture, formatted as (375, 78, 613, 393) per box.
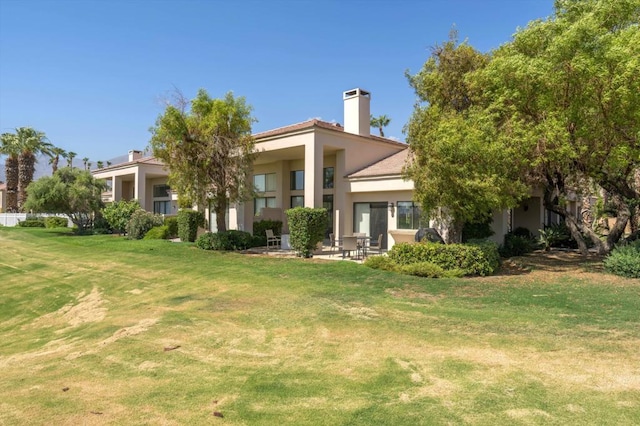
(92, 88, 551, 249)
(0, 182, 6, 213)
(92, 151, 178, 215)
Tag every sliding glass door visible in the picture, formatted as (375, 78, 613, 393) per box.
(353, 202, 388, 249)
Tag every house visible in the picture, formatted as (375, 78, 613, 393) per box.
(92, 88, 552, 248)
(0, 182, 6, 213)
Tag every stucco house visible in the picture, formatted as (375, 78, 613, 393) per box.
(0, 182, 6, 213)
(93, 88, 555, 249)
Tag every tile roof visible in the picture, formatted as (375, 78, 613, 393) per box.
(348, 148, 410, 178)
(253, 118, 406, 147)
(93, 156, 165, 172)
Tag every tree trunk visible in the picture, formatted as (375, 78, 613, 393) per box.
(215, 193, 227, 233)
(18, 152, 36, 211)
(5, 156, 19, 212)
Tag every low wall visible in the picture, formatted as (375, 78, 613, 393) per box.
(0, 213, 73, 227)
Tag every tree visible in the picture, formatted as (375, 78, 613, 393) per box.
(370, 114, 391, 137)
(477, 0, 640, 254)
(82, 157, 89, 170)
(49, 147, 67, 174)
(404, 33, 530, 242)
(150, 89, 257, 232)
(96, 161, 104, 169)
(0, 132, 20, 212)
(24, 168, 106, 232)
(66, 151, 77, 168)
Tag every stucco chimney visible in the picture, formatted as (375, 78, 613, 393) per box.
(128, 150, 143, 162)
(343, 88, 370, 137)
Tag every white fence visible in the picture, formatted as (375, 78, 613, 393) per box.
(0, 213, 73, 227)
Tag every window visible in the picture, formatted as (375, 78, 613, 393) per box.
(154, 201, 171, 214)
(153, 184, 171, 198)
(254, 173, 276, 192)
(290, 196, 304, 208)
(397, 201, 424, 229)
(290, 170, 304, 190)
(254, 197, 276, 215)
(323, 167, 334, 189)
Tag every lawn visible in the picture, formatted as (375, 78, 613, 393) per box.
(0, 227, 638, 425)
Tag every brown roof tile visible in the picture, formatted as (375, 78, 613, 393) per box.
(348, 149, 410, 178)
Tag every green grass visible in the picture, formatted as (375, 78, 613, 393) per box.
(1, 227, 639, 425)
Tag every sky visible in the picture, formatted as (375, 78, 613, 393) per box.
(0, 0, 555, 167)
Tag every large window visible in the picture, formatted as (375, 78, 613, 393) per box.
(254, 173, 276, 193)
(154, 201, 171, 215)
(153, 184, 171, 198)
(254, 197, 276, 215)
(397, 201, 424, 229)
(290, 196, 304, 208)
(323, 167, 334, 189)
(290, 170, 304, 190)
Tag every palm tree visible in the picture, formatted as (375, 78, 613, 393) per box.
(96, 160, 104, 169)
(370, 114, 391, 137)
(82, 157, 89, 170)
(0, 132, 20, 212)
(49, 147, 67, 174)
(87, 162, 92, 170)
(15, 127, 53, 210)
(66, 151, 77, 168)
(106, 161, 112, 167)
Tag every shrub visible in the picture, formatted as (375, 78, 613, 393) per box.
(499, 232, 537, 258)
(512, 227, 533, 238)
(126, 210, 163, 240)
(253, 219, 283, 246)
(102, 200, 141, 235)
(44, 216, 68, 228)
(388, 241, 500, 276)
(604, 242, 640, 278)
(195, 230, 254, 250)
(364, 255, 399, 272)
(177, 209, 205, 242)
(144, 225, 170, 240)
(401, 262, 445, 278)
(286, 207, 328, 258)
(17, 218, 45, 227)
(164, 216, 178, 238)
(92, 214, 112, 234)
(462, 218, 495, 242)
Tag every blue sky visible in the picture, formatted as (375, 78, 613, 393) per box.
(0, 0, 554, 164)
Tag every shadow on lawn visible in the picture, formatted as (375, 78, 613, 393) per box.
(496, 250, 605, 276)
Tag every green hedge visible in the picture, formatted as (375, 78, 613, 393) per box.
(286, 207, 328, 258)
(102, 200, 141, 235)
(164, 216, 178, 239)
(17, 218, 45, 228)
(195, 230, 257, 251)
(177, 210, 205, 242)
(44, 216, 68, 228)
(388, 241, 500, 276)
(604, 242, 640, 278)
(143, 225, 170, 240)
(126, 210, 164, 240)
(499, 232, 538, 257)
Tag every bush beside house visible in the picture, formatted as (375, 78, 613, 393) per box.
(177, 210, 205, 242)
(286, 207, 328, 258)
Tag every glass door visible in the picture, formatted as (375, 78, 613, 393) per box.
(354, 202, 388, 249)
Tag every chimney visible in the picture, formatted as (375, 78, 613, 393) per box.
(128, 150, 143, 162)
(343, 88, 370, 137)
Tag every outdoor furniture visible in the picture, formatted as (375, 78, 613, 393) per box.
(341, 236, 360, 259)
(367, 234, 384, 256)
(329, 233, 340, 256)
(266, 229, 281, 249)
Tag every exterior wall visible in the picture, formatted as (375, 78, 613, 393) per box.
(0, 188, 5, 213)
(513, 196, 544, 236)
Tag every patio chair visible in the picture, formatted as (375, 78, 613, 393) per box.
(367, 234, 384, 256)
(266, 229, 281, 250)
(329, 233, 339, 256)
(342, 236, 360, 259)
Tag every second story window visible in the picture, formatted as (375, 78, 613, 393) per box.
(254, 173, 276, 192)
(290, 170, 304, 190)
(323, 167, 334, 189)
(153, 184, 171, 198)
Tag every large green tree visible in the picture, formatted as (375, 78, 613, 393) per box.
(150, 89, 256, 232)
(16, 127, 53, 211)
(0, 132, 20, 212)
(478, 0, 640, 254)
(404, 33, 530, 242)
(24, 168, 106, 232)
